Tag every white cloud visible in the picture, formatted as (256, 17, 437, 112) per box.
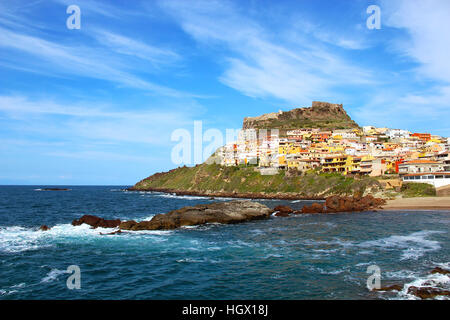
(0, 25, 189, 97)
(382, 0, 450, 83)
(158, 0, 373, 105)
(92, 30, 180, 67)
(0, 95, 194, 145)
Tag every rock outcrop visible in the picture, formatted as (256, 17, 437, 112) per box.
(39, 225, 50, 231)
(372, 284, 403, 292)
(120, 200, 273, 231)
(300, 195, 385, 214)
(71, 215, 121, 229)
(243, 101, 359, 130)
(430, 267, 450, 275)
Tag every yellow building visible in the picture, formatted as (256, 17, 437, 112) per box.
(321, 155, 362, 175)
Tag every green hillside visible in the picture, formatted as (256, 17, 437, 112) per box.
(132, 164, 382, 198)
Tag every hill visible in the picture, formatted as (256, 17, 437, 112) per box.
(130, 164, 382, 199)
(243, 101, 359, 130)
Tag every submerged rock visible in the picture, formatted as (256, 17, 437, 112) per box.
(273, 205, 293, 214)
(430, 267, 450, 275)
(407, 286, 450, 299)
(71, 215, 121, 229)
(372, 284, 403, 292)
(274, 211, 290, 217)
(120, 200, 272, 231)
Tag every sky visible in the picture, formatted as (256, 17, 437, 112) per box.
(0, 0, 449, 185)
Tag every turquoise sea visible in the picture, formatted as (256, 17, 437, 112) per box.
(0, 186, 449, 299)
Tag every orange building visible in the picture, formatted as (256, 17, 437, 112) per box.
(411, 133, 431, 142)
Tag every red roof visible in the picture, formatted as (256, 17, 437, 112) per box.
(402, 160, 440, 164)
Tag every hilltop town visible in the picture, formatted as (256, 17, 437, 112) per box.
(214, 102, 450, 191)
(133, 101, 450, 198)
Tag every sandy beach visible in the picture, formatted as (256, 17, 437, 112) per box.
(382, 197, 450, 211)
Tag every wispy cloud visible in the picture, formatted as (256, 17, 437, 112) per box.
(0, 25, 191, 97)
(352, 0, 450, 135)
(91, 29, 180, 67)
(158, 0, 374, 105)
(0, 95, 194, 145)
(382, 0, 450, 83)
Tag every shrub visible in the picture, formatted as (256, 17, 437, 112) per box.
(401, 182, 436, 198)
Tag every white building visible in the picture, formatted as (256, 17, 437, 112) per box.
(386, 129, 410, 140)
(402, 173, 450, 188)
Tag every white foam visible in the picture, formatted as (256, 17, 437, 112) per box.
(41, 268, 68, 283)
(358, 230, 443, 260)
(396, 270, 450, 300)
(154, 193, 211, 200)
(0, 224, 117, 253)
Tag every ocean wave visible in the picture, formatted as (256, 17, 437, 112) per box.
(0, 222, 179, 253)
(176, 258, 221, 263)
(0, 224, 116, 253)
(395, 270, 450, 300)
(154, 193, 212, 200)
(358, 230, 443, 261)
(41, 268, 68, 283)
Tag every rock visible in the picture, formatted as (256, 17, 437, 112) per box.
(39, 225, 50, 231)
(72, 215, 121, 229)
(430, 267, 450, 275)
(273, 205, 293, 214)
(372, 284, 403, 292)
(301, 202, 324, 214)
(120, 200, 272, 231)
(243, 101, 358, 130)
(100, 230, 123, 235)
(119, 220, 137, 230)
(324, 195, 385, 213)
(407, 286, 450, 299)
(274, 211, 290, 217)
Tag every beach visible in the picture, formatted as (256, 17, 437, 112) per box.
(382, 196, 450, 211)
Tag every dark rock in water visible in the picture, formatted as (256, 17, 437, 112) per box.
(430, 267, 450, 275)
(301, 202, 325, 214)
(407, 286, 450, 299)
(372, 284, 403, 292)
(72, 215, 121, 229)
(39, 225, 50, 231)
(274, 211, 290, 217)
(119, 220, 137, 230)
(273, 205, 293, 214)
(120, 200, 272, 231)
(299, 195, 385, 214)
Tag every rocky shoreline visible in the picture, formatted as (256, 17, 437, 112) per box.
(126, 186, 326, 201)
(372, 267, 450, 299)
(60, 195, 386, 233)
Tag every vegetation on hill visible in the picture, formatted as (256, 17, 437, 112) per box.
(132, 164, 382, 198)
(243, 101, 359, 130)
(400, 182, 437, 198)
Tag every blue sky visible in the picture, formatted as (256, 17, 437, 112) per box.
(1, 0, 449, 185)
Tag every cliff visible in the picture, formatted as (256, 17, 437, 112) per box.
(243, 101, 359, 130)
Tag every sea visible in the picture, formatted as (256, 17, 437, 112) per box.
(0, 185, 449, 300)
